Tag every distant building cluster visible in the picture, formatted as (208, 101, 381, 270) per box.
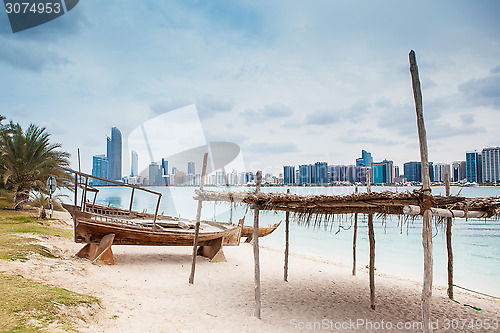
(91, 128, 499, 186)
(283, 147, 499, 186)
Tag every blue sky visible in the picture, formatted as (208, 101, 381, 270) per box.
(1, 0, 499, 175)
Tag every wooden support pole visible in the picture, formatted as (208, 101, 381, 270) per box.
(129, 188, 135, 213)
(352, 213, 358, 276)
(253, 171, 262, 319)
(410, 49, 433, 332)
(367, 169, 372, 194)
(444, 168, 454, 299)
(189, 153, 208, 285)
(352, 184, 359, 276)
(284, 189, 290, 282)
(368, 214, 375, 310)
(81, 177, 88, 212)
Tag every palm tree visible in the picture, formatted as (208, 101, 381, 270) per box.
(0, 122, 71, 209)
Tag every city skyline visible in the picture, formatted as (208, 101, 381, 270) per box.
(1, 1, 499, 176)
(107, 137, 498, 186)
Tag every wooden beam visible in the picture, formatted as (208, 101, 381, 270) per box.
(409, 49, 433, 332)
(368, 214, 375, 310)
(284, 188, 290, 282)
(253, 171, 262, 319)
(444, 167, 454, 299)
(189, 153, 208, 285)
(403, 205, 488, 219)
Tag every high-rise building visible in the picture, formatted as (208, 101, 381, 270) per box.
(148, 162, 160, 186)
(314, 162, 328, 184)
(283, 166, 295, 185)
(481, 147, 500, 183)
(187, 161, 195, 175)
(161, 159, 169, 175)
(466, 151, 482, 183)
(404, 161, 434, 182)
(356, 150, 373, 167)
(130, 150, 138, 177)
(106, 127, 122, 180)
(451, 161, 466, 182)
(372, 160, 393, 184)
(394, 166, 400, 178)
(298, 164, 312, 185)
(433, 163, 450, 183)
(92, 154, 108, 186)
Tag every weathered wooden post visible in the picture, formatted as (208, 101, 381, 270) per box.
(352, 186, 358, 276)
(253, 171, 262, 318)
(444, 167, 454, 299)
(189, 153, 209, 285)
(409, 49, 434, 332)
(368, 214, 375, 310)
(284, 188, 290, 282)
(367, 169, 372, 194)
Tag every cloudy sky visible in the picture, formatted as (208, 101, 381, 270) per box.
(1, 0, 499, 175)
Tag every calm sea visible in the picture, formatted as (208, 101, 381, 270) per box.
(63, 185, 500, 297)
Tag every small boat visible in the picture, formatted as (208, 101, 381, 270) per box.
(63, 169, 244, 265)
(241, 221, 281, 243)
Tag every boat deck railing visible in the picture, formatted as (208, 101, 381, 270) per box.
(63, 167, 163, 227)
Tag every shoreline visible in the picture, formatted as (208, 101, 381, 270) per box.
(1, 211, 499, 332)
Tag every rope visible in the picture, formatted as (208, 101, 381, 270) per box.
(452, 284, 500, 300)
(450, 298, 482, 311)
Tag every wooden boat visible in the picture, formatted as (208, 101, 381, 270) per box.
(241, 221, 281, 243)
(62, 168, 247, 265)
(63, 203, 243, 264)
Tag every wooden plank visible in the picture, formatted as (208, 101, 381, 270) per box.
(410, 49, 433, 333)
(284, 188, 290, 282)
(189, 153, 208, 284)
(254, 171, 262, 319)
(92, 233, 115, 265)
(368, 214, 375, 310)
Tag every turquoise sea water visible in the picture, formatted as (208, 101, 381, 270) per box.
(63, 185, 500, 297)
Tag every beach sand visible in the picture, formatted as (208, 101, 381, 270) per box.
(1, 211, 499, 332)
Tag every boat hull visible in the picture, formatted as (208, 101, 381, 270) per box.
(63, 204, 242, 247)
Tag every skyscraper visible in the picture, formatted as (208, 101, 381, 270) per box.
(452, 161, 466, 182)
(298, 164, 312, 185)
(372, 160, 393, 184)
(187, 161, 195, 175)
(106, 127, 122, 180)
(356, 150, 373, 167)
(92, 154, 108, 186)
(481, 147, 500, 183)
(148, 162, 160, 186)
(130, 150, 138, 177)
(283, 166, 295, 185)
(466, 151, 482, 183)
(314, 162, 328, 184)
(404, 161, 434, 182)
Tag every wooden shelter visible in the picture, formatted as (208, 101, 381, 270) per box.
(187, 51, 500, 332)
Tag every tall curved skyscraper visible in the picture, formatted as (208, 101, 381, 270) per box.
(107, 127, 122, 180)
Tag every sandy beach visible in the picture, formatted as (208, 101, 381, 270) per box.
(1, 211, 499, 332)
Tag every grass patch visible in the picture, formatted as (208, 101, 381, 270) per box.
(0, 210, 72, 261)
(0, 271, 98, 332)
